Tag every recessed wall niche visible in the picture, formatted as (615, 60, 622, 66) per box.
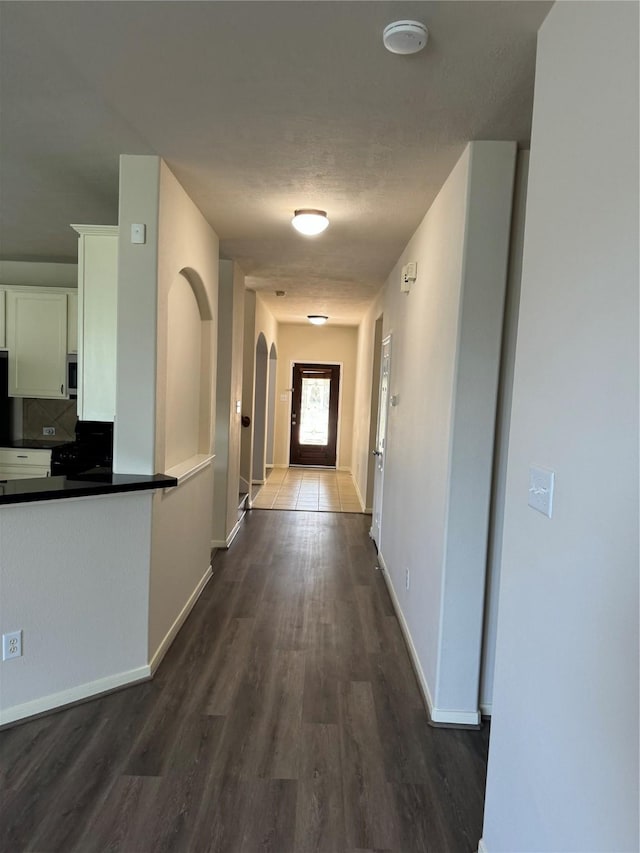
(164, 268, 213, 471)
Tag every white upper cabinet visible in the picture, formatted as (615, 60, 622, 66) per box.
(6, 290, 68, 398)
(72, 225, 118, 422)
(67, 290, 78, 353)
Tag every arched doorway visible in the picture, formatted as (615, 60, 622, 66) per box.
(252, 333, 268, 484)
(266, 343, 278, 469)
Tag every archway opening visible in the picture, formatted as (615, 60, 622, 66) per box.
(252, 333, 269, 484)
(266, 343, 278, 469)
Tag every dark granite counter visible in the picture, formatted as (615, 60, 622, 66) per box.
(0, 472, 177, 505)
(0, 439, 69, 450)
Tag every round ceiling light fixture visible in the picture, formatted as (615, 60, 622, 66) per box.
(307, 315, 328, 325)
(383, 20, 428, 55)
(292, 209, 329, 236)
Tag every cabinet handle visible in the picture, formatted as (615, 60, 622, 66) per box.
(17, 454, 28, 459)
(61, 384, 64, 394)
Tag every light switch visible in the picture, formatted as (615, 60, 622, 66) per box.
(131, 223, 146, 244)
(528, 466, 555, 518)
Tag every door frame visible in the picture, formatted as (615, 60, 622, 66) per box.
(371, 334, 391, 548)
(286, 360, 343, 468)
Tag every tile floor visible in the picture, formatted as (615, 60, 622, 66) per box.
(251, 466, 363, 513)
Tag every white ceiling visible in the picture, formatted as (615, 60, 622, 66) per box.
(0, 1, 552, 325)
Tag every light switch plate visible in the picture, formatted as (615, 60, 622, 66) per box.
(131, 223, 146, 244)
(528, 466, 555, 518)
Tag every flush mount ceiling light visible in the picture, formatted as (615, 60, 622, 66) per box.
(307, 315, 328, 325)
(292, 209, 329, 236)
(383, 20, 428, 55)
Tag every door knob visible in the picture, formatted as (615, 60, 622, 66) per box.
(372, 450, 382, 457)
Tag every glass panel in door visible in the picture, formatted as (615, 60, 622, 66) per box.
(299, 376, 331, 445)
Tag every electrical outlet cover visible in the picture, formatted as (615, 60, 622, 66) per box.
(2, 630, 22, 660)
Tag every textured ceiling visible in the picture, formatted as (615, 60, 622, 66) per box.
(0, 1, 552, 324)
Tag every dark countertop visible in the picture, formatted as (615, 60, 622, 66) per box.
(0, 439, 70, 450)
(0, 472, 177, 505)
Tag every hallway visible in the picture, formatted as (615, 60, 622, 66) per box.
(0, 511, 488, 852)
(252, 467, 362, 513)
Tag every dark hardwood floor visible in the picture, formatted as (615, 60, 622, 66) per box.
(0, 510, 489, 852)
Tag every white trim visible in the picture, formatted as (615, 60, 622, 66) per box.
(165, 453, 214, 486)
(71, 224, 119, 238)
(379, 550, 436, 718)
(211, 515, 244, 550)
(251, 478, 265, 485)
(352, 471, 367, 513)
(378, 550, 481, 727)
(149, 564, 212, 674)
(480, 702, 492, 717)
(478, 838, 489, 853)
(0, 665, 151, 727)
(431, 706, 481, 726)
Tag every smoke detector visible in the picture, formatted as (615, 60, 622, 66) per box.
(383, 20, 428, 55)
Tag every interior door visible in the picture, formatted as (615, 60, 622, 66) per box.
(371, 335, 391, 548)
(289, 362, 340, 467)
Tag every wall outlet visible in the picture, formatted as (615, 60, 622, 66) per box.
(2, 630, 22, 661)
(42, 426, 55, 436)
(405, 568, 410, 590)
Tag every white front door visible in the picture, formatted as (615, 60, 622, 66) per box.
(370, 335, 391, 549)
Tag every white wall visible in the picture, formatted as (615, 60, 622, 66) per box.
(274, 323, 358, 470)
(377, 141, 516, 724)
(116, 155, 219, 662)
(114, 156, 160, 475)
(0, 261, 77, 288)
(352, 292, 384, 510)
(213, 259, 245, 546)
(0, 493, 152, 725)
(479, 150, 529, 715)
(149, 160, 218, 659)
(165, 274, 203, 469)
(240, 291, 278, 491)
(240, 290, 256, 490)
(482, 4, 639, 851)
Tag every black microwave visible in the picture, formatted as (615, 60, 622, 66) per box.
(67, 354, 78, 399)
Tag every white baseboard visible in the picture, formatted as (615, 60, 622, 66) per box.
(431, 706, 481, 726)
(352, 475, 367, 513)
(251, 479, 265, 486)
(0, 664, 151, 727)
(378, 550, 481, 728)
(378, 551, 436, 718)
(211, 515, 244, 550)
(478, 838, 489, 853)
(480, 702, 492, 717)
(149, 564, 212, 675)
(337, 465, 351, 472)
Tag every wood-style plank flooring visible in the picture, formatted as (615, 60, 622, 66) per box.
(0, 510, 489, 852)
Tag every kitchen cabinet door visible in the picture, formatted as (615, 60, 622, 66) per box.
(72, 225, 118, 422)
(67, 290, 78, 353)
(6, 290, 68, 398)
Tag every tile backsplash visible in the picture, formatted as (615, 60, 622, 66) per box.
(23, 398, 77, 441)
